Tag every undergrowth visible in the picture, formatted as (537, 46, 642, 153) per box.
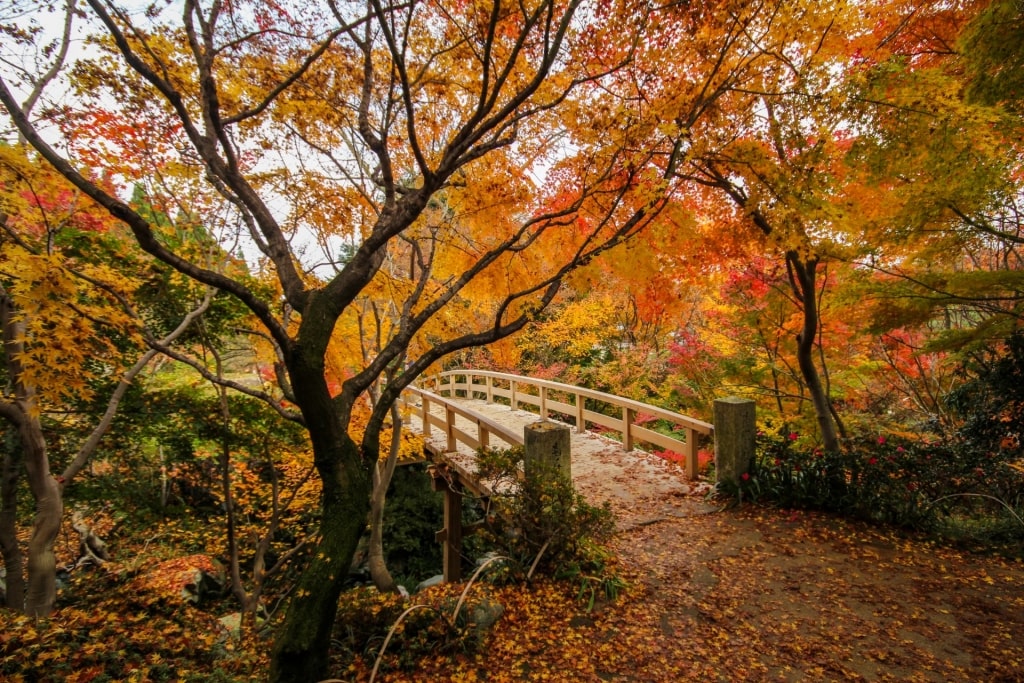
(726, 425, 1024, 553)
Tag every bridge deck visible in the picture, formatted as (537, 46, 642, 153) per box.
(405, 397, 701, 519)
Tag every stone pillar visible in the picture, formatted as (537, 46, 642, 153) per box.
(714, 397, 756, 485)
(524, 421, 571, 481)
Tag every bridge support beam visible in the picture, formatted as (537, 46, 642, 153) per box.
(714, 397, 756, 486)
(432, 470, 464, 582)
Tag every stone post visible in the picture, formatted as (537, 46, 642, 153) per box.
(524, 421, 571, 481)
(714, 397, 756, 485)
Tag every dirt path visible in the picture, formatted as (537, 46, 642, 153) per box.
(600, 486, 1024, 682)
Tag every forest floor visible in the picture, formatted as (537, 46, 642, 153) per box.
(366, 492, 1024, 682)
(601, 496, 1024, 682)
(361, 427, 1024, 682)
(5, 410, 1022, 681)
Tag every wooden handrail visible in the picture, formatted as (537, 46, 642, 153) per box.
(419, 369, 714, 479)
(400, 385, 522, 455)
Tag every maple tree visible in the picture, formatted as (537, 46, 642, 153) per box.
(0, 142, 228, 616)
(604, 0, 1016, 450)
(0, 1, 1020, 680)
(0, 2, 225, 616)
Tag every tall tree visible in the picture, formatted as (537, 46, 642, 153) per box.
(620, 0, 1002, 450)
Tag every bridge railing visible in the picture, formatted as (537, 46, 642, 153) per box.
(420, 369, 714, 479)
(400, 384, 523, 456)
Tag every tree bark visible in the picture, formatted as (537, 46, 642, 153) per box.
(787, 252, 841, 452)
(269, 340, 373, 683)
(367, 403, 403, 593)
(19, 413, 62, 617)
(0, 435, 25, 609)
(2, 286, 62, 616)
(268, 439, 371, 682)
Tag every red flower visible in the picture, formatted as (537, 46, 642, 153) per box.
(788, 432, 799, 441)
(868, 457, 878, 465)
(877, 436, 887, 445)
(741, 472, 750, 481)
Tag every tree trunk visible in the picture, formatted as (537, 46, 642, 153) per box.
(0, 435, 25, 609)
(787, 252, 841, 452)
(268, 349, 373, 683)
(1, 287, 61, 616)
(366, 477, 396, 592)
(367, 403, 403, 593)
(19, 413, 62, 617)
(268, 445, 371, 682)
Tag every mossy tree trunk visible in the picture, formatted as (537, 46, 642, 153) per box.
(269, 306, 374, 683)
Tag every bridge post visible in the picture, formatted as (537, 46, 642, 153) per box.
(431, 472, 464, 583)
(524, 421, 571, 481)
(713, 397, 756, 485)
(421, 395, 431, 438)
(622, 407, 635, 451)
(445, 406, 456, 452)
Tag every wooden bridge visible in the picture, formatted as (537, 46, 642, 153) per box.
(399, 370, 716, 580)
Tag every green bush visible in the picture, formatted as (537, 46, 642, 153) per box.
(732, 425, 1024, 547)
(331, 586, 486, 674)
(475, 446, 615, 580)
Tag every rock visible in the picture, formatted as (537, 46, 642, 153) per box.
(217, 611, 267, 640)
(415, 574, 445, 593)
(219, 612, 243, 638)
(475, 551, 505, 568)
(129, 554, 225, 606)
(468, 596, 504, 633)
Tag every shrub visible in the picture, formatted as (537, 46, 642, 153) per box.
(331, 583, 495, 676)
(475, 446, 615, 580)
(731, 424, 1024, 547)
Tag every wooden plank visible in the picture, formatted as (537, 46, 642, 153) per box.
(547, 398, 576, 420)
(515, 393, 541, 408)
(630, 423, 688, 453)
(452, 425, 479, 450)
(424, 451, 493, 497)
(442, 479, 463, 582)
(421, 396, 431, 437)
(583, 408, 623, 431)
(684, 429, 697, 480)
